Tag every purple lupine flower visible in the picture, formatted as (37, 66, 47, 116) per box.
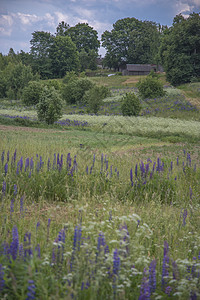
(47, 158, 51, 171)
(139, 268, 150, 300)
(110, 165, 113, 177)
(73, 225, 82, 251)
(20, 196, 24, 217)
(86, 166, 88, 174)
(19, 157, 23, 172)
(92, 154, 95, 167)
(35, 244, 41, 258)
(106, 160, 108, 171)
(130, 168, 133, 186)
(0, 264, 5, 292)
(10, 198, 15, 215)
(36, 222, 40, 233)
(190, 291, 197, 300)
(149, 260, 156, 295)
(26, 280, 36, 300)
(109, 210, 112, 222)
(165, 286, 172, 295)
(2, 181, 6, 196)
(113, 249, 120, 276)
(182, 209, 188, 226)
(10, 225, 19, 260)
(57, 153, 60, 166)
(25, 158, 29, 172)
(7, 150, 9, 162)
(19, 243, 24, 259)
(162, 241, 169, 290)
(170, 161, 173, 172)
(24, 232, 32, 258)
(96, 232, 106, 260)
(135, 164, 138, 178)
(1, 151, 5, 165)
(4, 163, 8, 176)
(101, 153, 104, 171)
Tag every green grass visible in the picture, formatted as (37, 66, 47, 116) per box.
(0, 77, 200, 299)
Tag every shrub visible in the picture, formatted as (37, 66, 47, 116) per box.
(84, 86, 110, 113)
(137, 76, 165, 99)
(121, 93, 141, 116)
(22, 81, 44, 106)
(63, 71, 78, 84)
(36, 87, 63, 124)
(43, 79, 62, 91)
(62, 78, 94, 104)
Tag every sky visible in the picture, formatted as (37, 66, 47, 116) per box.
(0, 0, 200, 56)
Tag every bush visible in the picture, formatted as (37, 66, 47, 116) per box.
(22, 81, 43, 106)
(36, 87, 63, 124)
(84, 86, 108, 114)
(137, 76, 165, 99)
(121, 93, 141, 116)
(63, 71, 78, 84)
(62, 78, 94, 104)
(43, 79, 63, 91)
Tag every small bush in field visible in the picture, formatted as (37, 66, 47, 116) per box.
(121, 92, 141, 116)
(137, 76, 165, 99)
(84, 86, 110, 113)
(62, 78, 94, 104)
(36, 86, 63, 124)
(62, 71, 78, 84)
(22, 81, 44, 106)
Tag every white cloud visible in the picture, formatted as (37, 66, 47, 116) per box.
(0, 14, 13, 36)
(16, 12, 40, 25)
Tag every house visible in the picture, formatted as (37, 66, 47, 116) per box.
(121, 64, 163, 76)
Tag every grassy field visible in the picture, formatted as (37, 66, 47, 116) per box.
(0, 75, 200, 299)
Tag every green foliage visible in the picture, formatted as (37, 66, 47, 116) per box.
(30, 31, 54, 79)
(62, 71, 78, 84)
(121, 92, 141, 116)
(84, 85, 111, 113)
(36, 86, 63, 124)
(43, 79, 62, 91)
(22, 81, 44, 106)
(2, 62, 38, 100)
(102, 17, 160, 69)
(137, 76, 165, 99)
(49, 36, 80, 78)
(62, 78, 94, 104)
(159, 13, 200, 85)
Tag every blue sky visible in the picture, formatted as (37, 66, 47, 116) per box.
(0, 0, 200, 56)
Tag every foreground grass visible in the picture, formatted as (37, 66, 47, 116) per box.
(0, 126, 200, 299)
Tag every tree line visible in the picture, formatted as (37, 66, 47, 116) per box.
(0, 12, 200, 86)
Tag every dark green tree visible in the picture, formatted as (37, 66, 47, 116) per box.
(30, 31, 54, 78)
(159, 13, 200, 85)
(101, 17, 160, 70)
(121, 93, 141, 116)
(49, 36, 80, 78)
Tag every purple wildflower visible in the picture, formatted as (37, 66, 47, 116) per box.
(96, 232, 106, 260)
(2, 181, 6, 196)
(13, 184, 17, 196)
(130, 168, 133, 186)
(7, 150, 9, 162)
(4, 163, 8, 176)
(1, 151, 5, 165)
(24, 232, 32, 258)
(135, 164, 138, 178)
(26, 280, 36, 300)
(0, 264, 5, 292)
(139, 268, 150, 300)
(25, 158, 29, 172)
(162, 241, 169, 290)
(35, 244, 41, 258)
(10, 225, 19, 260)
(149, 260, 156, 294)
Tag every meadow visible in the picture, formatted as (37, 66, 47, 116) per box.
(0, 75, 200, 299)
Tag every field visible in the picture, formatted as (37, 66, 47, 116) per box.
(0, 75, 200, 299)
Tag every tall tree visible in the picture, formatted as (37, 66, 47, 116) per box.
(160, 13, 200, 85)
(30, 31, 54, 78)
(101, 17, 160, 70)
(56, 21, 70, 36)
(67, 23, 100, 53)
(49, 36, 80, 78)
